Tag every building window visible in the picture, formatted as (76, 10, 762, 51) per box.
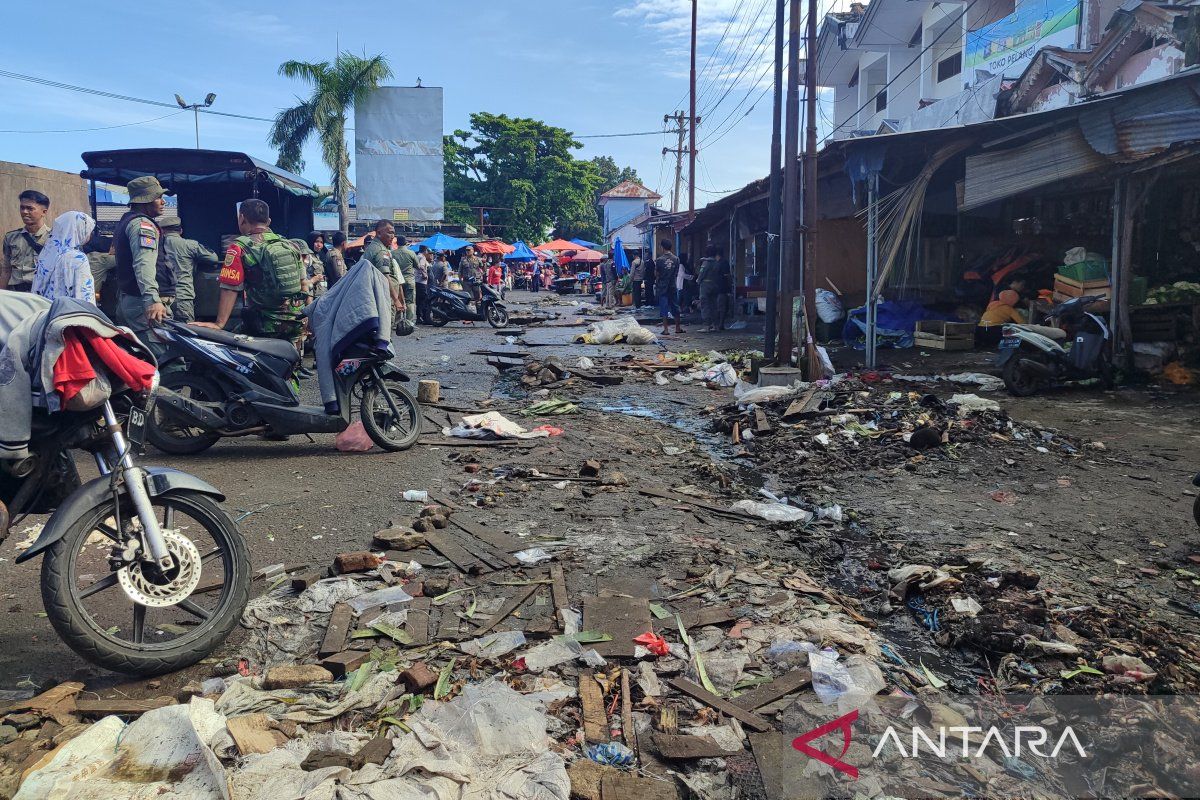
(937, 51, 962, 83)
(875, 90, 887, 112)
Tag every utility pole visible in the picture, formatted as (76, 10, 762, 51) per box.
(777, 0, 802, 365)
(689, 0, 698, 213)
(662, 112, 688, 213)
(802, 0, 820, 376)
(764, 0, 785, 360)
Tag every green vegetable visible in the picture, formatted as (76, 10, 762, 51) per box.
(434, 658, 456, 700)
(1061, 665, 1104, 680)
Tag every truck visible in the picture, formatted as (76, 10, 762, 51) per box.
(81, 148, 320, 320)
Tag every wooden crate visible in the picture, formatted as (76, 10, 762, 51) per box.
(914, 320, 975, 351)
(1053, 275, 1111, 300)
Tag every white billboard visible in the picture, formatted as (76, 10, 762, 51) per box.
(354, 86, 444, 222)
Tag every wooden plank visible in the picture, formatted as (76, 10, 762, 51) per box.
(425, 531, 486, 574)
(636, 486, 755, 521)
(550, 564, 568, 627)
(406, 597, 431, 646)
(579, 670, 609, 744)
(730, 670, 812, 711)
(227, 713, 281, 756)
(448, 515, 527, 555)
(582, 595, 653, 658)
(667, 678, 772, 732)
(434, 603, 463, 642)
(600, 772, 680, 800)
(74, 697, 176, 716)
(597, 575, 658, 599)
(621, 669, 635, 756)
(319, 603, 353, 658)
(651, 733, 740, 759)
(445, 527, 512, 571)
(751, 732, 828, 799)
(471, 583, 539, 636)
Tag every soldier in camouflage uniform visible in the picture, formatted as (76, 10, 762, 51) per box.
(113, 177, 175, 342)
(1, 190, 51, 292)
(158, 215, 219, 324)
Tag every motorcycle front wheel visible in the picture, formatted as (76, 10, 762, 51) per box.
(360, 376, 423, 451)
(487, 304, 509, 328)
(41, 491, 250, 676)
(1002, 355, 1045, 397)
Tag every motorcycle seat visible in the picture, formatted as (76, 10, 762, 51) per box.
(448, 289, 473, 300)
(1011, 324, 1067, 341)
(184, 325, 301, 363)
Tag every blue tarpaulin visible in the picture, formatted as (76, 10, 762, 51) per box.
(504, 241, 538, 261)
(570, 238, 599, 249)
(411, 232, 471, 252)
(612, 237, 630, 275)
(842, 300, 957, 349)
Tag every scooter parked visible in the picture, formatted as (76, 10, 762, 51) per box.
(145, 321, 422, 454)
(998, 295, 1114, 396)
(427, 283, 509, 328)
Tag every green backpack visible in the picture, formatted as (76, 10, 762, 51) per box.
(239, 232, 304, 309)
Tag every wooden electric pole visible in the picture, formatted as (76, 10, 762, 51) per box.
(803, 0, 820, 375)
(777, 0, 802, 364)
(689, 0, 698, 213)
(663, 112, 688, 213)
(764, 0, 785, 360)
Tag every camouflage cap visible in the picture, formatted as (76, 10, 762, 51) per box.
(290, 238, 313, 255)
(127, 176, 173, 204)
(156, 214, 182, 229)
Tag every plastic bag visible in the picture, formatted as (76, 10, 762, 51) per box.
(703, 362, 738, 387)
(460, 630, 527, 659)
(633, 632, 670, 656)
(576, 316, 658, 345)
(731, 499, 813, 523)
(334, 421, 373, 452)
(816, 288, 845, 323)
(733, 380, 808, 404)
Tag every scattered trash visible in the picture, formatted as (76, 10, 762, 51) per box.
(587, 741, 635, 767)
(521, 398, 578, 416)
(444, 411, 555, 440)
(402, 489, 429, 502)
(632, 632, 670, 656)
(950, 393, 1001, 415)
(574, 317, 658, 345)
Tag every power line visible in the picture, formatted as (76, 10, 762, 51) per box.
(681, 0, 753, 109)
(698, 0, 775, 114)
(0, 69, 667, 142)
(0, 110, 187, 134)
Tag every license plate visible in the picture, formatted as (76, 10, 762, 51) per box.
(999, 337, 1021, 349)
(126, 406, 147, 450)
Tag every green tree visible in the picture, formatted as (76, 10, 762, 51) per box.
(269, 53, 393, 234)
(590, 155, 640, 195)
(444, 113, 604, 242)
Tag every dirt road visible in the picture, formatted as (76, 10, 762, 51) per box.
(1, 290, 1197, 699)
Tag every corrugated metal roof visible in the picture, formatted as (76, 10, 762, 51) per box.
(963, 126, 1110, 209)
(1117, 108, 1200, 157)
(599, 180, 662, 200)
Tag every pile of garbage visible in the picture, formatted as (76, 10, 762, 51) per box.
(713, 379, 1092, 480)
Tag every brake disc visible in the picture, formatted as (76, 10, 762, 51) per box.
(116, 529, 203, 608)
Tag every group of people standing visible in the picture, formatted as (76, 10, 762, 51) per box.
(637, 240, 734, 336)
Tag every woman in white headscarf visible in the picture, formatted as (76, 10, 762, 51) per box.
(32, 210, 97, 305)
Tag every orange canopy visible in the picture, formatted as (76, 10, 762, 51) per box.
(474, 239, 515, 255)
(535, 238, 586, 252)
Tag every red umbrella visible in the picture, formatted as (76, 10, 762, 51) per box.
(566, 248, 603, 263)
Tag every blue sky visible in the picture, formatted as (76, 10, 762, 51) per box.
(0, 0, 823, 209)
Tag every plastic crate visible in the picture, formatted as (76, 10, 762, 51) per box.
(1057, 260, 1109, 283)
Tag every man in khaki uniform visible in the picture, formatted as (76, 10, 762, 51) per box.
(1, 190, 51, 292)
(394, 235, 417, 324)
(362, 219, 405, 313)
(158, 215, 218, 324)
(114, 176, 175, 340)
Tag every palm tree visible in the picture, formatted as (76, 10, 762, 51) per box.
(269, 53, 393, 234)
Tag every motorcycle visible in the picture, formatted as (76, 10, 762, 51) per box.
(427, 283, 509, 328)
(998, 295, 1114, 396)
(145, 321, 422, 455)
(1, 373, 250, 676)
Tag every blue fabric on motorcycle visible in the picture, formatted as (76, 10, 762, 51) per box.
(303, 258, 395, 414)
